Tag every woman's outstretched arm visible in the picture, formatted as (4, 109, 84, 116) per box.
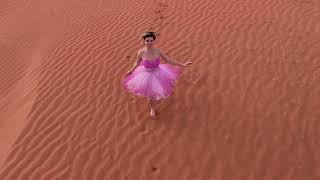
(128, 50, 143, 73)
(159, 49, 192, 67)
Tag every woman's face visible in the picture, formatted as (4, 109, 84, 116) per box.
(144, 36, 155, 47)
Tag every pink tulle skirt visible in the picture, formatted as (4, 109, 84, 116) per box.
(122, 63, 180, 100)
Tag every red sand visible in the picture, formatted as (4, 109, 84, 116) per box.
(1, 0, 320, 179)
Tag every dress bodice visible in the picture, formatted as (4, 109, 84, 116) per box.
(140, 57, 160, 68)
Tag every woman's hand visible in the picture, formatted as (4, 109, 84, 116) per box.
(182, 62, 192, 67)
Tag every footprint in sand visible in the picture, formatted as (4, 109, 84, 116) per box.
(151, 166, 158, 172)
(153, 1, 169, 25)
(125, 55, 131, 61)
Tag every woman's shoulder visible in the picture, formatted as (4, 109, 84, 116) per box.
(155, 48, 165, 56)
(138, 48, 144, 52)
(138, 48, 145, 56)
(154, 47, 163, 54)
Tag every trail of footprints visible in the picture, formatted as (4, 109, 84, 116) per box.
(124, 1, 169, 61)
(153, 1, 169, 22)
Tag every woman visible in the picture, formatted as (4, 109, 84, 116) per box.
(122, 32, 192, 119)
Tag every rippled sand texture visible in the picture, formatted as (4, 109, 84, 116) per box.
(1, 0, 320, 179)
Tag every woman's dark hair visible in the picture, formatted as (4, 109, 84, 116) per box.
(141, 32, 156, 40)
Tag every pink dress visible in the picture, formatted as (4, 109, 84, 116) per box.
(122, 57, 181, 100)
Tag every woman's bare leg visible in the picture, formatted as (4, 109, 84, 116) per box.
(149, 98, 157, 119)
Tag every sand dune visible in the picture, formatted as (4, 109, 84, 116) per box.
(1, 0, 320, 179)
